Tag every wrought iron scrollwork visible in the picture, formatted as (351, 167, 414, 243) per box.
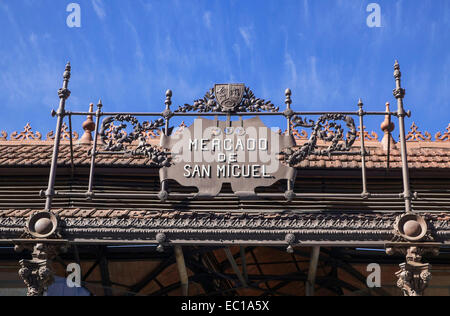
(174, 86, 279, 113)
(99, 115, 171, 167)
(281, 114, 357, 166)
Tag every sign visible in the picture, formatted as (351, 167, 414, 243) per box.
(160, 117, 295, 197)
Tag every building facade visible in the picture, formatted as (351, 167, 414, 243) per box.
(1, 62, 450, 296)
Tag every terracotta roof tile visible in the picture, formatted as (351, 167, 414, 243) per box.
(1, 139, 450, 169)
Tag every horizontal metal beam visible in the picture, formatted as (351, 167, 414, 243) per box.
(64, 110, 396, 117)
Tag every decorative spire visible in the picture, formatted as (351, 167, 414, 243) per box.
(284, 88, 293, 135)
(285, 88, 292, 107)
(63, 62, 71, 81)
(393, 60, 401, 80)
(380, 102, 396, 151)
(97, 99, 103, 109)
(58, 62, 72, 100)
(381, 102, 395, 133)
(393, 60, 406, 99)
(165, 89, 172, 108)
(358, 98, 363, 108)
(79, 103, 95, 144)
(162, 90, 173, 121)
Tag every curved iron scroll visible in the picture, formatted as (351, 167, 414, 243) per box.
(99, 115, 171, 167)
(281, 114, 357, 167)
(174, 86, 279, 113)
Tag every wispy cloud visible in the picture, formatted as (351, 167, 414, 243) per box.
(284, 52, 298, 87)
(303, 0, 310, 24)
(239, 27, 252, 48)
(92, 0, 106, 20)
(203, 11, 212, 29)
(125, 19, 144, 72)
(29, 32, 37, 45)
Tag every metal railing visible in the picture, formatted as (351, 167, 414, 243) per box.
(41, 61, 413, 214)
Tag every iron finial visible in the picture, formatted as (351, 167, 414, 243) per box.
(63, 62, 71, 80)
(358, 98, 363, 108)
(393, 60, 405, 99)
(357, 98, 364, 117)
(165, 89, 172, 108)
(285, 88, 292, 107)
(285, 88, 291, 97)
(97, 99, 103, 109)
(394, 60, 401, 80)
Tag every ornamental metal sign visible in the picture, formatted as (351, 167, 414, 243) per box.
(160, 116, 296, 197)
(97, 82, 359, 201)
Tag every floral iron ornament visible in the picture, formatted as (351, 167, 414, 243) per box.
(174, 85, 279, 113)
(99, 115, 171, 167)
(281, 114, 357, 167)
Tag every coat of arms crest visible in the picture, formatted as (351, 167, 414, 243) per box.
(214, 84, 245, 111)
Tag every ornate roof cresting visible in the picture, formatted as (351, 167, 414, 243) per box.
(357, 126, 379, 141)
(406, 122, 432, 142)
(290, 122, 309, 140)
(435, 124, 450, 142)
(10, 123, 42, 141)
(46, 122, 79, 141)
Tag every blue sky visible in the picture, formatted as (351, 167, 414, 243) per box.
(0, 0, 448, 138)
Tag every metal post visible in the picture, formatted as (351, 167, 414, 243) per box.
(159, 90, 172, 201)
(358, 99, 368, 196)
(285, 88, 292, 136)
(387, 105, 392, 172)
(393, 60, 412, 213)
(164, 89, 172, 135)
(45, 62, 71, 210)
(306, 246, 320, 296)
(239, 246, 248, 284)
(68, 114, 75, 178)
(87, 100, 102, 196)
(285, 88, 293, 192)
(174, 245, 189, 296)
(224, 247, 248, 288)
